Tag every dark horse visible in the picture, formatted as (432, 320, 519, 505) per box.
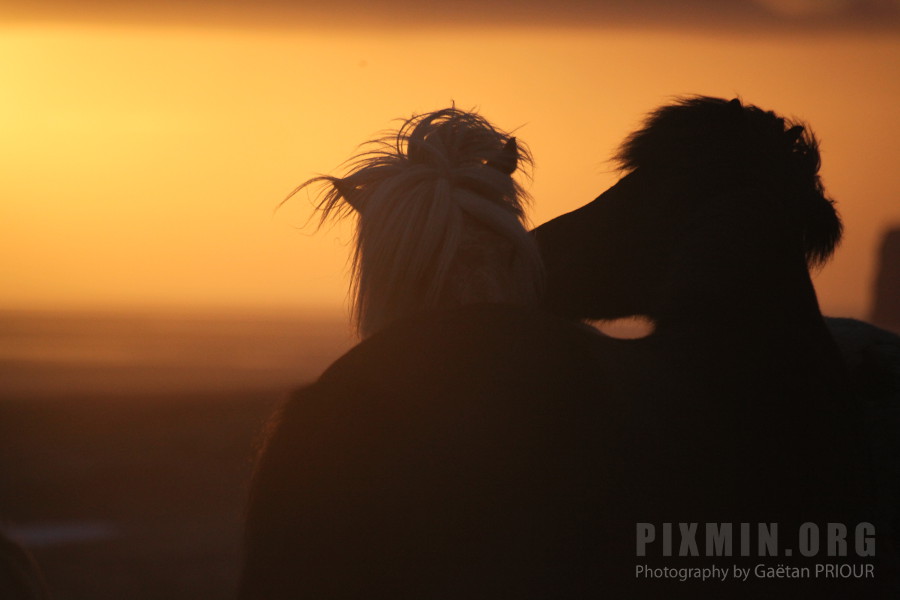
(240, 109, 617, 599)
(536, 97, 841, 351)
(241, 101, 886, 599)
(535, 96, 896, 592)
(243, 108, 736, 597)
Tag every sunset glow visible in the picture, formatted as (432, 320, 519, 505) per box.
(2, 12, 899, 600)
(2, 23, 898, 317)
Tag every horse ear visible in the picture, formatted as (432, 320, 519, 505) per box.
(487, 137, 518, 175)
(333, 179, 362, 212)
(785, 125, 805, 144)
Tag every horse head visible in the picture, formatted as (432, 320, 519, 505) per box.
(289, 108, 544, 336)
(534, 96, 841, 334)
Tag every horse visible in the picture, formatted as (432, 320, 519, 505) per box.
(240, 102, 887, 598)
(828, 315, 900, 581)
(285, 107, 544, 338)
(239, 109, 619, 598)
(535, 97, 840, 350)
(533, 95, 895, 592)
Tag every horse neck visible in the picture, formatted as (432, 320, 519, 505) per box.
(652, 194, 841, 366)
(653, 257, 850, 407)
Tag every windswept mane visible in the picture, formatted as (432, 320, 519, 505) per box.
(614, 96, 841, 267)
(290, 108, 543, 336)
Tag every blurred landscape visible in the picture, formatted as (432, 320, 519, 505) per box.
(0, 309, 353, 600)
(2, 2, 898, 597)
(1, 263, 896, 598)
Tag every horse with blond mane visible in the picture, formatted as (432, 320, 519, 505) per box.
(292, 108, 543, 337)
(239, 103, 881, 599)
(239, 109, 612, 599)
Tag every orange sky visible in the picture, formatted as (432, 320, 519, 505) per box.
(1, 23, 898, 318)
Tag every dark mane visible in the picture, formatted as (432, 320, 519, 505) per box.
(614, 96, 841, 267)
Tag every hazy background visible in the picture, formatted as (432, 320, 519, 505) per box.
(2, 0, 898, 319)
(1, 3, 898, 598)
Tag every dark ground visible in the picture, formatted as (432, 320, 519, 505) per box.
(0, 390, 284, 600)
(0, 309, 354, 599)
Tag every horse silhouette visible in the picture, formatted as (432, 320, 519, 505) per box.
(240, 101, 889, 598)
(534, 95, 895, 593)
(240, 109, 614, 598)
(284, 107, 544, 338)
